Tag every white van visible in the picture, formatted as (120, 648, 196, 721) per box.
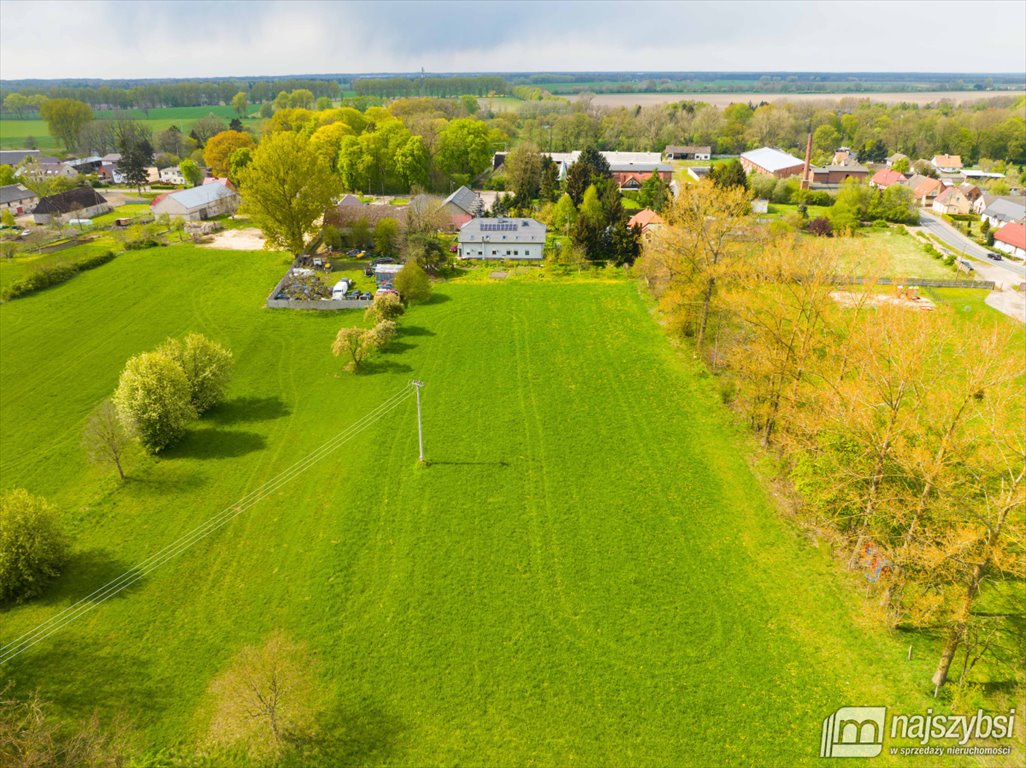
(331, 279, 350, 299)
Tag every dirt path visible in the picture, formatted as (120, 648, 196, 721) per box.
(200, 227, 266, 251)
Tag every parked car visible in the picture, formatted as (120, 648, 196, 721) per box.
(376, 287, 399, 297)
(987, 252, 1003, 261)
(360, 291, 372, 300)
(449, 244, 458, 253)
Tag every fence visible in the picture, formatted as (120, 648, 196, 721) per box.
(265, 261, 373, 310)
(844, 276, 995, 289)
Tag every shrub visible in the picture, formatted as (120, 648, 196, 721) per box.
(364, 292, 404, 323)
(804, 190, 834, 207)
(394, 261, 432, 304)
(1, 250, 115, 301)
(0, 489, 69, 605)
(808, 217, 833, 237)
(158, 333, 234, 415)
(113, 351, 197, 453)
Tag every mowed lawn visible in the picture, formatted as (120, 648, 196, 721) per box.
(2, 248, 945, 765)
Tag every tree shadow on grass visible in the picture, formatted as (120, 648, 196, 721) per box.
(428, 459, 510, 468)
(423, 292, 451, 305)
(357, 360, 413, 376)
(2, 637, 169, 725)
(286, 702, 404, 767)
(45, 549, 142, 608)
(205, 396, 290, 425)
(163, 429, 266, 460)
(399, 325, 435, 337)
(384, 341, 417, 353)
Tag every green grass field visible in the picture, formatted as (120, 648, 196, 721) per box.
(0, 105, 260, 152)
(0, 245, 1013, 765)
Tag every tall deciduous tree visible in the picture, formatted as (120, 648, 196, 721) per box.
(230, 91, 248, 118)
(238, 131, 341, 255)
(504, 142, 543, 202)
(435, 118, 491, 183)
(157, 333, 234, 415)
(40, 98, 93, 151)
(202, 130, 256, 178)
(637, 179, 752, 349)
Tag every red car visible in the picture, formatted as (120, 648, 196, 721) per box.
(449, 244, 458, 253)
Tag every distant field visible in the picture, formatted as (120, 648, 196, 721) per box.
(569, 91, 1026, 108)
(0, 105, 260, 151)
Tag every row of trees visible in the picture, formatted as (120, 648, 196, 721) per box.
(352, 75, 509, 98)
(637, 181, 1025, 692)
(2, 77, 341, 112)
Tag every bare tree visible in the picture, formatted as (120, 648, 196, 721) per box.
(83, 400, 130, 480)
(207, 631, 322, 759)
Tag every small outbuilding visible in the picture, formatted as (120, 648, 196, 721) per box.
(0, 183, 38, 214)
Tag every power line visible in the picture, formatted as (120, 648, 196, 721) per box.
(0, 384, 414, 665)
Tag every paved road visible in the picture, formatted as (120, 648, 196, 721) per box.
(918, 210, 1026, 280)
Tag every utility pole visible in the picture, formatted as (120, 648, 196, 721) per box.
(412, 380, 425, 463)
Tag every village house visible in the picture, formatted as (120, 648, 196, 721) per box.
(438, 185, 483, 229)
(609, 159, 674, 190)
(627, 209, 664, 237)
(906, 175, 945, 206)
(739, 147, 805, 178)
(958, 183, 982, 204)
(31, 186, 111, 224)
(150, 184, 239, 220)
(870, 168, 907, 189)
(457, 218, 546, 260)
(979, 196, 1026, 228)
(159, 166, 186, 185)
(931, 154, 963, 173)
(831, 147, 858, 166)
(885, 152, 909, 168)
(932, 186, 972, 215)
(0, 183, 38, 214)
(664, 145, 711, 161)
(993, 221, 1026, 260)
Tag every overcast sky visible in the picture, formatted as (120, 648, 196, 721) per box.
(1, 0, 1024, 80)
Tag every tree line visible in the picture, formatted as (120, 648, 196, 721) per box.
(1, 77, 342, 113)
(352, 75, 510, 98)
(637, 180, 1025, 696)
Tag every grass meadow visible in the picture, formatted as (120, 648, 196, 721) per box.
(0, 105, 259, 152)
(0, 246, 1016, 765)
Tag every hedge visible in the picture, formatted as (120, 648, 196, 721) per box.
(1, 250, 116, 301)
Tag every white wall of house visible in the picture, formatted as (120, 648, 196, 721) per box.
(993, 240, 1026, 260)
(458, 242, 544, 260)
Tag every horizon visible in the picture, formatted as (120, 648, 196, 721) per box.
(2, 0, 1025, 80)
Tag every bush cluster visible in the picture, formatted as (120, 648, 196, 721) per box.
(1, 250, 115, 301)
(0, 488, 69, 605)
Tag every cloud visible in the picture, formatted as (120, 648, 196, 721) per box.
(1, 0, 1024, 79)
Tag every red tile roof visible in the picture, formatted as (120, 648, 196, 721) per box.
(871, 168, 906, 187)
(628, 209, 664, 229)
(994, 221, 1026, 251)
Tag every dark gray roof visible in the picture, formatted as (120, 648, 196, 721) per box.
(982, 197, 1026, 222)
(0, 184, 36, 205)
(458, 217, 546, 243)
(443, 185, 483, 216)
(338, 194, 363, 206)
(32, 186, 108, 215)
(0, 149, 40, 166)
